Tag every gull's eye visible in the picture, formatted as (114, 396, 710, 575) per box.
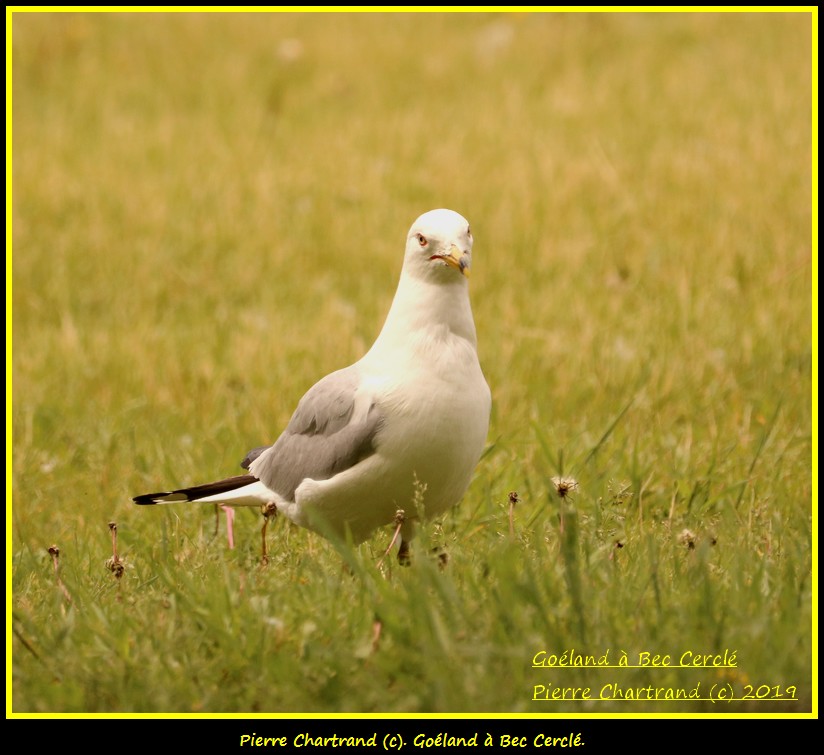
(416, 233, 428, 247)
(467, 226, 472, 237)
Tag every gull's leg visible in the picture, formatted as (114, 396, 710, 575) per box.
(220, 505, 235, 549)
(377, 510, 405, 569)
(261, 502, 278, 565)
(398, 516, 418, 566)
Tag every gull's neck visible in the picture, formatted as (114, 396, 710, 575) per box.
(365, 270, 478, 363)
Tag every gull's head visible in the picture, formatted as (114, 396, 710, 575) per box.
(404, 209, 473, 282)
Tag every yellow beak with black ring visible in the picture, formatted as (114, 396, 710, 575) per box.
(430, 244, 471, 277)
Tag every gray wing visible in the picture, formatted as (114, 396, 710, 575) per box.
(247, 367, 383, 501)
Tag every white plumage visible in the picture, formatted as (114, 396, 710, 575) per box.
(134, 209, 491, 559)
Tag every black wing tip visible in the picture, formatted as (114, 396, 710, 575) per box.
(132, 492, 168, 505)
(132, 475, 258, 506)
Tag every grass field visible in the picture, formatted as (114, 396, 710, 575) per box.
(10, 11, 814, 715)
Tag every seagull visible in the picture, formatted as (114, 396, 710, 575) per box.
(133, 209, 491, 562)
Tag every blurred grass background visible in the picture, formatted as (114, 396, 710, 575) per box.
(10, 11, 813, 714)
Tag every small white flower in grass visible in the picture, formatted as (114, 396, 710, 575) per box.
(551, 477, 578, 536)
(678, 528, 697, 549)
(551, 476, 579, 500)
